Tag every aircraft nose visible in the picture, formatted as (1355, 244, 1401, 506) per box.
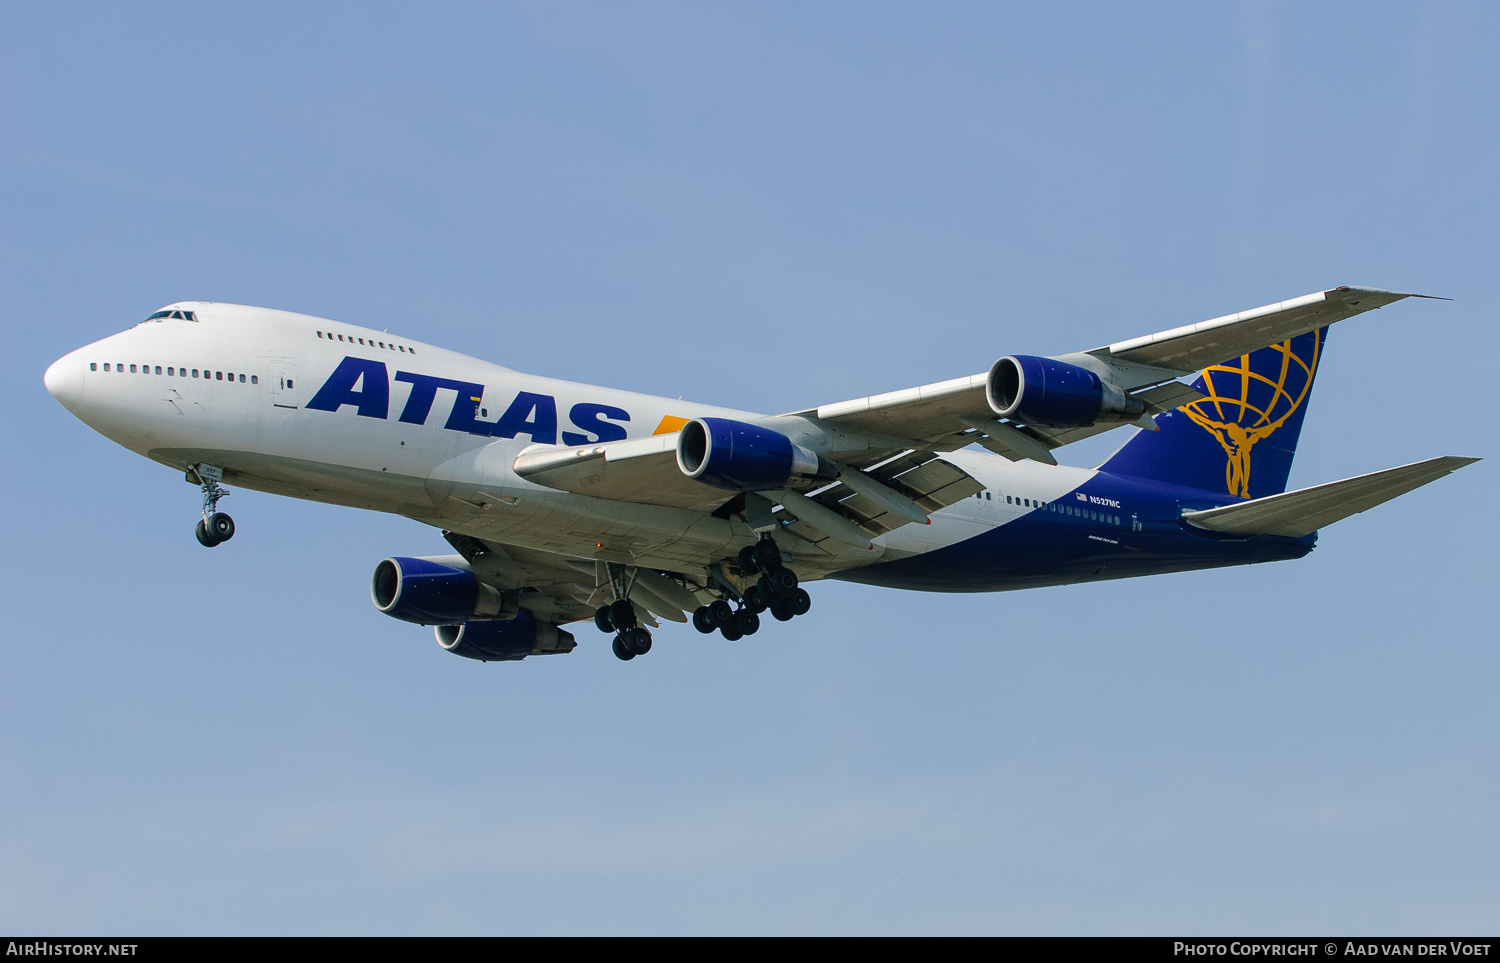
(44, 350, 85, 409)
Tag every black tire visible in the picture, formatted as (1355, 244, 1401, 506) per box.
(719, 623, 743, 642)
(770, 600, 794, 622)
(738, 609, 761, 636)
(790, 588, 811, 616)
(612, 635, 636, 661)
(692, 606, 715, 633)
(595, 605, 614, 634)
(709, 599, 733, 625)
(753, 539, 781, 573)
(768, 568, 798, 597)
(207, 512, 235, 542)
(609, 598, 636, 631)
(737, 545, 759, 576)
(194, 519, 220, 548)
(744, 583, 768, 613)
(627, 627, 652, 655)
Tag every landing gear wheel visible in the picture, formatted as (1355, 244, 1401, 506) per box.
(737, 545, 760, 576)
(595, 605, 614, 633)
(790, 588, 811, 617)
(709, 599, 733, 626)
(612, 635, 636, 661)
(765, 568, 798, 597)
(626, 627, 652, 655)
(744, 583, 769, 613)
(753, 539, 782, 573)
(770, 599, 795, 622)
(719, 622, 744, 642)
(191, 465, 233, 548)
(609, 598, 637, 631)
(736, 609, 760, 636)
(207, 512, 235, 543)
(692, 606, 715, 634)
(195, 519, 221, 548)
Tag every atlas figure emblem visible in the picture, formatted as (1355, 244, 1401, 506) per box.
(1181, 334, 1320, 498)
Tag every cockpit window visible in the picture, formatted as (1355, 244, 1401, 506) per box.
(142, 309, 199, 323)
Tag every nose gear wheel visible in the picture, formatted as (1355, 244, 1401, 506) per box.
(189, 464, 235, 547)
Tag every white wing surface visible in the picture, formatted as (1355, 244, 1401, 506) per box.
(799, 286, 1436, 460)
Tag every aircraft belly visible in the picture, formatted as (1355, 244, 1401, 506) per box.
(149, 447, 437, 513)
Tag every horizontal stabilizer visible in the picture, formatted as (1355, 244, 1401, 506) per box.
(1181, 456, 1479, 537)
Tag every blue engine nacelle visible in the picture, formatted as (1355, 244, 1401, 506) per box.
(986, 355, 1144, 428)
(435, 613, 578, 662)
(676, 417, 836, 492)
(371, 556, 512, 625)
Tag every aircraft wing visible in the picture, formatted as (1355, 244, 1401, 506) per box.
(513, 434, 731, 514)
(442, 531, 716, 627)
(514, 436, 984, 547)
(513, 285, 1434, 549)
(798, 286, 1436, 462)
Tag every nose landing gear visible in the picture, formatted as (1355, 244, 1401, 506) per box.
(190, 464, 235, 548)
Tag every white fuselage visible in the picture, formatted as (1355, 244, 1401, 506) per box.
(44, 302, 1097, 582)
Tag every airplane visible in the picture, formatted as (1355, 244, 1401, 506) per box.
(42, 286, 1478, 663)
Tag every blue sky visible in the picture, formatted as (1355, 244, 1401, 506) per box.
(2, 1, 1495, 934)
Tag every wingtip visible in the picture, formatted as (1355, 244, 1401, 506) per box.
(1332, 285, 1452, 302)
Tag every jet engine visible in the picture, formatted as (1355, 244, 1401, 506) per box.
(986, 355, 1144, 428)
(676, 417, 836, 492)
(436, 614, 577, 662)
(371, 556, 512, 625)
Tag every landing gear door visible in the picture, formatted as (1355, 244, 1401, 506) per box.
(269, 362, 298, 409)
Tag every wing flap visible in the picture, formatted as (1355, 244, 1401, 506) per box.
(1181, 456, 1479, 538)
(773, 452, 984, 545)
(442, 531, 716, 626)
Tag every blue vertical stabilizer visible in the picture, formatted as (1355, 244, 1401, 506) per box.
(1101, 327, 1328, 499)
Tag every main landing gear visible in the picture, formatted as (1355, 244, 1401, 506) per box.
(190, 464, 236, 548)
(596, 599, 652, 661)
(692, 538, 811, 641)
(594, 564, 653, 661)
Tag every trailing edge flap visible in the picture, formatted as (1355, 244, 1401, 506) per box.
(513, 438, 983, 538)
(442, 531, 708, 627)
(1181, 456, 1479, 538)
(775, 451, 985, 547)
